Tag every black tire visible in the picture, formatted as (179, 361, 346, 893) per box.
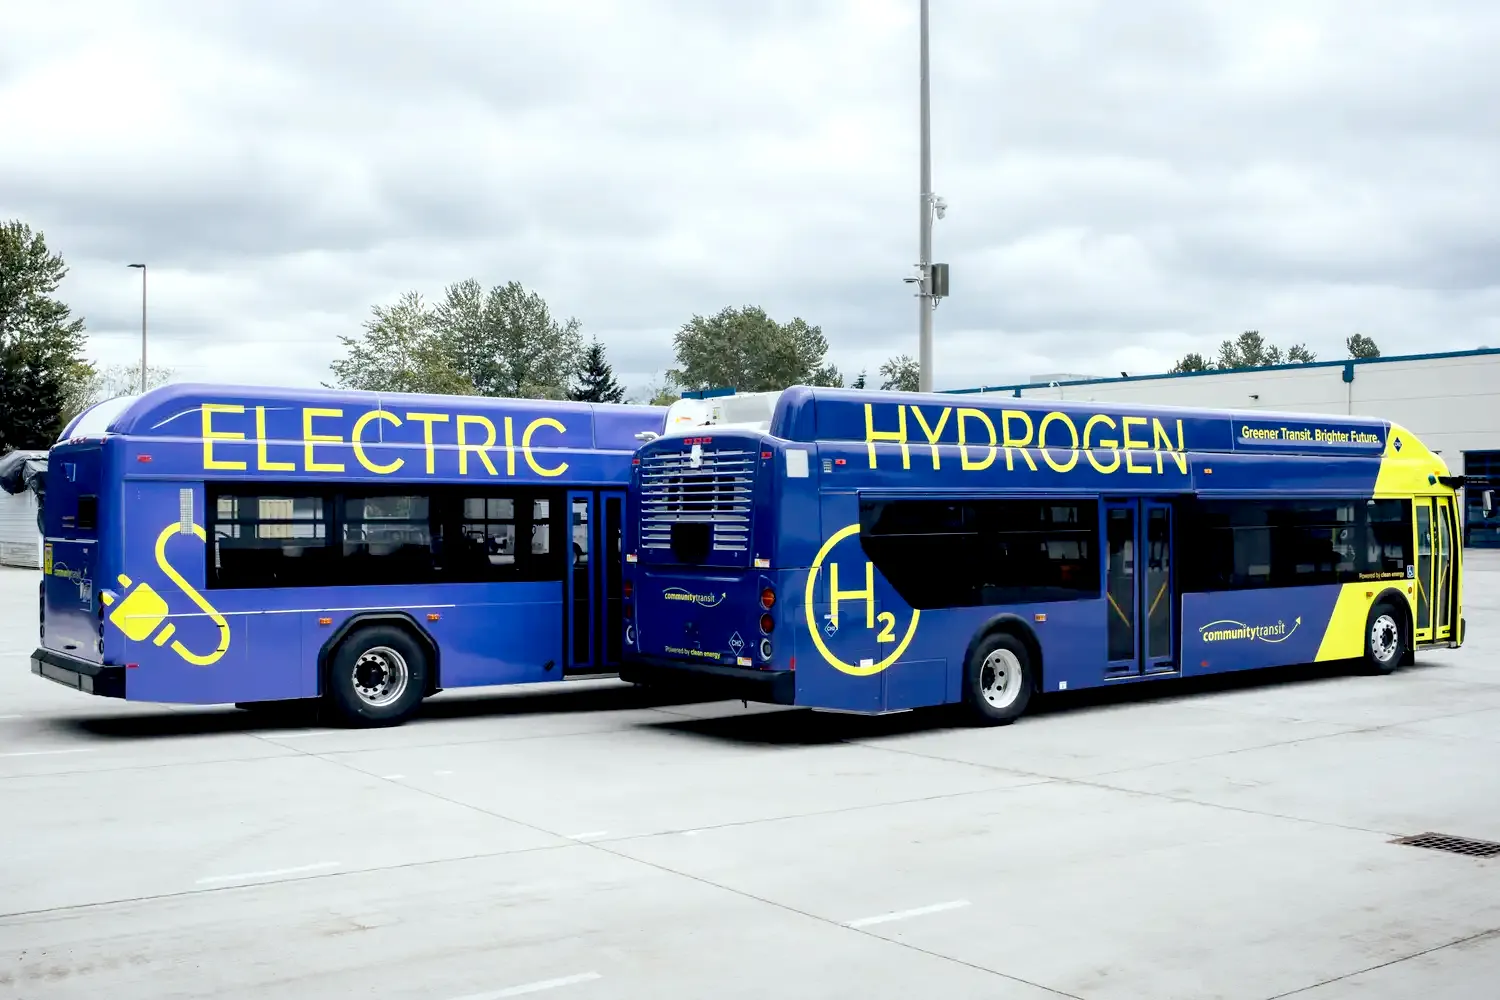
(962, 631, 1035, 726)
(324, 625, 428, 727)
(1362, 600, 1406, 675)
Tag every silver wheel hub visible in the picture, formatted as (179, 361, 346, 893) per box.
(979, 648, 1025, 710)
(352, 646, 410, 708)
(1370, 614, 1399, 663)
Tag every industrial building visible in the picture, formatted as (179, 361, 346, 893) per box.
(950, 347, 1500, 547)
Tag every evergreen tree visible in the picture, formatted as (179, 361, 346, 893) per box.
(851, 370, 867, 389)
(0, 220, 89, 448)
(568, 339, 626, 403)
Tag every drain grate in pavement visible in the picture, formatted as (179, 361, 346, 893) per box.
(1391, 832, 1500, 858)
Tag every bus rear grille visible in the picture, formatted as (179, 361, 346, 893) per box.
(639, 446, 755, 554)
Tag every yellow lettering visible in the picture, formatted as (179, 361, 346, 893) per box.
(957, 408, 997, 471)
(202, 403, 248, 471)
(302, 408, 345, 473)
(457, 415, 499, 476)
(1001, 410, 1039, 472)
(1123, 415, 1151, 473)
(829, 560, 875, 629)
(405, 412, 449, 475)
(504, 416, 516, 476)
(254, 406, 295, 472)
(1152, 417, 1188, 474)
(864, 403, 909, 469)
(522, 417, 568, 477)
(1038, 411, 1080, 473)
(352, 409, 404, 475)
(1084, 414, 1120, 473)
(909, 405, 949, 469)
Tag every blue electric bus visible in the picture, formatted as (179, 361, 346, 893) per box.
(620, 386, 1475, 724)
(31, 383, 668, 726)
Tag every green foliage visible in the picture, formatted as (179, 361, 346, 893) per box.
(330, 280, 584, 400)
(879, 353, 921, 391)
(0, 220, 90, 450)
(329, 291, 472, 395)
(851, 370, 867, 390)
(434, 279, 583, 400)
(1346, 333, 1380, 359)
(636, 373, 681, 407)
(668, 305, 841, 393)
(1170, 331, 1317, 373)
(568, 338, 626, 403)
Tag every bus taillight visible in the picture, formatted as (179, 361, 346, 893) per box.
(759, 612, 774, 635)
(623, 580, 633, 598)
(759, 587, 775, 610)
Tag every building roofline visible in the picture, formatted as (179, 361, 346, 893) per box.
(943, 346, 1500, 396)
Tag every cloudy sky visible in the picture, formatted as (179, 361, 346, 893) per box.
(3, 0, 1498, 397)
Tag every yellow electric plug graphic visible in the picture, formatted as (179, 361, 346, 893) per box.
(97, 522, 232, 666)
(100, 574, 174, 644)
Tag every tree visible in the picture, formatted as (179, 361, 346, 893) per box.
(432, 279, 583, 400)
(329, 290, 472, 395)
(568, 338, 626, 403)
(668, 305, 841, 393)
(851, 370, 867, 390)
(1169, 352, 1210, 373)
(879, 353, 921, 391)
(1346, 333, 1380, 359)
(0, 220, 90, 447)
(0, 340, 65, 451)
(1170, 331, 1317, 374)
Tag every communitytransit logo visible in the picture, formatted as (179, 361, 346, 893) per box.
(1198, 617, 1302, 644)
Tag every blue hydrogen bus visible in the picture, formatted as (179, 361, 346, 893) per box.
(619, 386, 1474, 723)
(31, 383, 669, 726)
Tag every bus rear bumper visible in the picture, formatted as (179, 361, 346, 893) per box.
(31, 648, 126, 699)
(622, 656, 795, 706)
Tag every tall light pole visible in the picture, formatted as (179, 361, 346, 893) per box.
(127, 264, 146, 393)
(913, 0, 948, 392)
(918, 0, 933, 391)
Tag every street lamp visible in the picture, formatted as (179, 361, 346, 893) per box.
(913, 0, 948, 393)
(127, 264, 146, 393)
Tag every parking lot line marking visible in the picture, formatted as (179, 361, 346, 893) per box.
(845, 899, 970, 929)
(0, 714, 23, 720)
(565, 831, 609, 841)
(382, 774, 406, 780)
(0, 747, 94, 758)
(195, 861, 340, 885)
(449, 971, 601, 999)
(264, 730, 342, 738)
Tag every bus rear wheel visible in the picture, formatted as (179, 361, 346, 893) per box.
(1363, 600, 1406, 675)
(325, 625, 428, 727)
(963, 632, 1035, 726)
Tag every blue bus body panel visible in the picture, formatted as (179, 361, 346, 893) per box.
(626, 386, 1453, 713)
(40, 384, 664, 704)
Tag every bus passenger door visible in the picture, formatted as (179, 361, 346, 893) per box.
(1104, 498, 1177, 677)
(1435, 497, 1455, 642)
(1414, 499, 1434, 644)
(564, 490, 595, 671)
(563, 489, 626, 674)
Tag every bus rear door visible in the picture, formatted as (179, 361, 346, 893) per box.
(565, 488, 627, 673)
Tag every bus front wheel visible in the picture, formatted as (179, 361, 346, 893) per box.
(962, 632, 1035, 726)
(325, 625, 428, 727)
(1363, 600, 1406, 675)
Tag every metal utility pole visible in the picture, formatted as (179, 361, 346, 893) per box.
(128, 264, 147, 392)
(917, 0, 934, 392)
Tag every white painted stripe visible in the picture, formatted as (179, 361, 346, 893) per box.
(0, 714, 23, 720)
(845, 899, 970, 928)
(0, 747, 94, 759)
(195, 861, 339, 885)
(263, 730, 342, 739)
(449, 972, 602, 999)
(565, 831, 608, 841)
(383, 774, 405, 780)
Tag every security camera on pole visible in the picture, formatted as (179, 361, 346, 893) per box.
(905, 0, 949, 393)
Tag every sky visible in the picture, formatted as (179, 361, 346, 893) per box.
(2, 0, 1498, 398)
